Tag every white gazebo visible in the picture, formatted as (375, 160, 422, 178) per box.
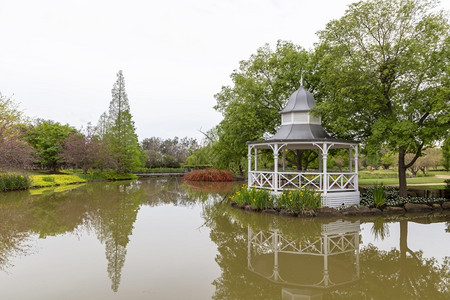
(247, 84, 360, 207)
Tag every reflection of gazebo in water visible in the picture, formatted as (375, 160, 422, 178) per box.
(247, 84, 360, 207)
(247, 220, 360, 299)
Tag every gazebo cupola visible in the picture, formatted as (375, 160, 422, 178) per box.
(247, 84, 360, 208)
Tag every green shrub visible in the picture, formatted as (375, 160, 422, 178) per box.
(371, 184, 386, 208)
(445, 179, 450, 190)
(0, 174, 32, 191)
(361, 186, 445, 207)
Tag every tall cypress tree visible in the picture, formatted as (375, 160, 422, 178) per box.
(105, 70, 143, 172)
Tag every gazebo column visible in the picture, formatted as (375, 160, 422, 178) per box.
(322, 143, 328, 195)
(273, 144, 279, 192)
(349, 146, 353, 172)
(248, 146, 252, 187)
(318, 150, 322, 172)
(354, 145, 359, 189)
(254, 148, 258, 171)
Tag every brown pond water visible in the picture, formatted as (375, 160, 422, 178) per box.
(0, 178, 449, 299)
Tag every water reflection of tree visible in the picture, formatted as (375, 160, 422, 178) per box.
(0, 181, 146, 293)
(203, 202, 450, 299)
(86, 181, 145, 292)
(0, 191, 34, 271)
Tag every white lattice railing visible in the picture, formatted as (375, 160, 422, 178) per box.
(249, 171, 357, 192)
(327, 173, 356, 191)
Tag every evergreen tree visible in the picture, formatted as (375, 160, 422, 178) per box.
(104, 70, 144, 172)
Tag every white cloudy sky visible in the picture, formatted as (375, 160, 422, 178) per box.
(1, 0, 449, 141)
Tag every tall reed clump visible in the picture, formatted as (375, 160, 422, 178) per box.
(230, 185, 273, 210)
(231, 186, 321, 213)
(277, 189, 321, 213)
(0, 174, 31, 191)
(371, 184, 386, 208)
(183, 168, 234, 182)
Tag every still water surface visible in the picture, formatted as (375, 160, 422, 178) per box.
(0, 178, 448, 299)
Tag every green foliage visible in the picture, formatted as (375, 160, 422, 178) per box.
(213, 41, 311, 174)
(0, 173, 31, 191)
(41, 176, 55, 182)
(230, 186, 273, 210)
(445, 179, 450, 191)
(277, 189, 321, 213)
(314, 0, 450, 196)
(30, 174, 86, 188)
(99, 70, 144, 173)
(25, 120, 76, 170)
(102, 171, 138, 181)
(360, 186, 445, 207)
(231, 186, 321, 212)
(371, 185, 386, 208)
(443, 137, 450, 171)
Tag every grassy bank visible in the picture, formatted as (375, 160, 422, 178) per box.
(1, 170, 138, 192)
(0, 174, 31, 191)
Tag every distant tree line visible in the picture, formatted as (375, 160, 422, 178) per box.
(141, 136, 199, 168)
(0, 71, 198, 175)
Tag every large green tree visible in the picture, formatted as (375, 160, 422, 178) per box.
(213, 41, 312, 174)
(101, 70, 144, 172)
(25, 120, 76, 170)
(314, 0, 450, 197)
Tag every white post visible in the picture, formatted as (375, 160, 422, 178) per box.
(323, 234, 329, 287)
(318, 150, 322, 172)
(273, 144, 279, 192)
(248, 146, 252, 187)
(248, 226, 252, 269)
(254, 148, 258, 171)
(349, 146, 353, 172)
(273, 231, 279, 281)
(322, 143, 328, 195)
(354, 145, 359, 191)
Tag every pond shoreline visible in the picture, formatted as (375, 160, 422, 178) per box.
(230, 201, 450, 218)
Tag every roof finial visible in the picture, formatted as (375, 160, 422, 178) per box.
(300, 73, 303, 87)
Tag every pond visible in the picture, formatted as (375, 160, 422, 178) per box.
(0, 178, 448, 299)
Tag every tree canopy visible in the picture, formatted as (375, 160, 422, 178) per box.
(213, 41, 311, 173)
(314, 0, 450, 196)
(98, 70, 144, 173)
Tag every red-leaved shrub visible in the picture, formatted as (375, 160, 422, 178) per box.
(183, 168, 234, 182)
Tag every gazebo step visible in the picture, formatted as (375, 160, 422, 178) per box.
(322, 191, 360, 208)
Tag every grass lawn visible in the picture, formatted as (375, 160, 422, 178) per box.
(359, 169, 449, 187)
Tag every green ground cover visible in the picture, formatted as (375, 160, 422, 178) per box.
(30, 174, 86, 188)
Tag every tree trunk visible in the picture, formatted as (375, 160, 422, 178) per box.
(398, 149, 408, 198)
(296, 150, 303, 171)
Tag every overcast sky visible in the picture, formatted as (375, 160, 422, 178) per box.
(1, 0, 449, 141)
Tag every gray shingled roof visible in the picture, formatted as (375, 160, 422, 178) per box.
(247, 85, 359, 146)
(267, 124, 331, 140)
(279, 86, 315, 113)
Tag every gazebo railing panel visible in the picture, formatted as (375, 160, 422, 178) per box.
(327, 173, 357, 191)
(249, 171, 357, 192)
(278, 172, 322, 190)
(250, 171, 275, 189)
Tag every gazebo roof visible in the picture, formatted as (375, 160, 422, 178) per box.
(247, 84, 359, 147)
(280, 86, 315, 113)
